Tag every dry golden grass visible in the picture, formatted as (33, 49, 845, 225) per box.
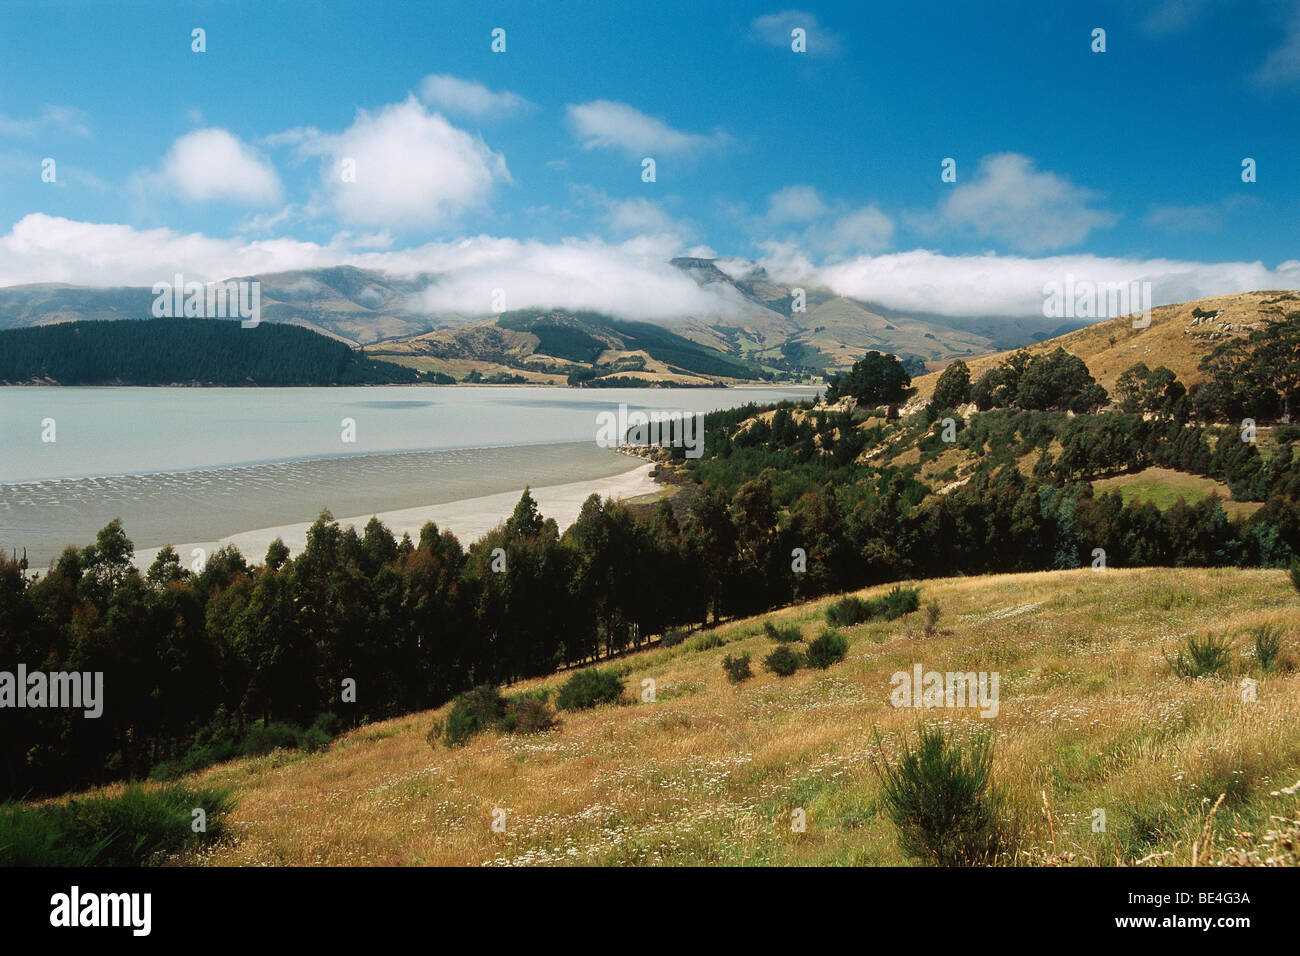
(174, 566, 1300, 867)
(908, 290, 1296, 405)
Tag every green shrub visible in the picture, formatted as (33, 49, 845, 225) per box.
(1290, 558, 1300, 595)
(0, 783, 232, 866)
(922, 602, 941, 638)
(1253, 623, 1284, 673)
(805, 629, 849, 669)
(151, 715, 341, 780)
(876, 586, 922, 620)
(150, 739, 239, 781)
(871, 725, 1004, 866)
(241, 721, 305, 756)
(556, 668, 625, 711)
(660, 627, 690, 648)
(443, 684, 507, 746)
(501, 691, 558, 734)
(425, 717, 444, 751)
(690, 633, 725, 651)
(763, 621, 803, 643)
(825, 596, 870, 627)
(826, 586, 921, 626)
(763, 645, 802, 677)
(311, 711, 342, 737)
(722, 652, 753, 683)
(1165, 632, 1233, 679)
(301, 727, 332, 753)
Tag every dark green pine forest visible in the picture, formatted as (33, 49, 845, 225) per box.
(0, 318, 432, 385)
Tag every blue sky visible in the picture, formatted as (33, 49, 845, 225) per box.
(0, 0, 1297, 320)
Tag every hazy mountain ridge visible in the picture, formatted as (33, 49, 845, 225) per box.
(0, 260, 1025, 378)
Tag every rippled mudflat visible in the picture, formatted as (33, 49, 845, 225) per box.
(0, 385, 818, 566)
(0, 442, 648, 569)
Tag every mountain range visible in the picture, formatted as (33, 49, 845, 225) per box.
(0, 260, 1093, 385)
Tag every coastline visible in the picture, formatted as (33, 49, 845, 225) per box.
(132, 458, 662, 570)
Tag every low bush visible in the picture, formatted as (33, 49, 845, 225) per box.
(764, 645, 802, 677)
(722, 652, 753, 683)
(241, 721, 306, 757)
(805, 629, 849, 669)
(439, 685, 560, 747)
(1253, 623, 1284, 673)
(443, 685, 507, 746)
(1165, 632, 1233, 679)
(826, 586, 921, 626)
(501, 691, 558, 734)
(151, 714, 338, 780)
(659, 627, 689, 648)
(876, 586, 922, 620)
(763, 621, 803, 643)
(556, 668, 625, 711)
(871, 725, 1004, 866)
(690, 633, 725, 652)
(922, 602, 941, 638)
(0, 783, 232, 866)
(825, 596, 869, 627)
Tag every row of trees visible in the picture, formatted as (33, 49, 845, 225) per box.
(965, 347, 1109, 413)
(1195, 308, 1300, 422)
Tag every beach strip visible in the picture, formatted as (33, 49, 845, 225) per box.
(133, 460, 661, 570)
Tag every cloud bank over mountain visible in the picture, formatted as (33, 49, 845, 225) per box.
(3, 212, 1297, 323)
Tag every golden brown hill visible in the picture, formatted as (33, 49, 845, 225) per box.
(908, 290, 1299, 407)
(171, 566, 1300, 867)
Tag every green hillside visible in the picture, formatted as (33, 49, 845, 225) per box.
(0, 318, 430, 385)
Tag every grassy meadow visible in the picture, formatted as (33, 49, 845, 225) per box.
(1091, 467, 1264, 520)
(141, 566, 1300, 867)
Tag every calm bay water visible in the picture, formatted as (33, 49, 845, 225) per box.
(0, 385, 816, 565)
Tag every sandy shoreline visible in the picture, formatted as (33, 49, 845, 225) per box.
(133, 459, 662, 570)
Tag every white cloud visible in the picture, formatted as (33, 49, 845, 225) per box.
(1143, 195, 1254, 233)
(419, 74, 531, 117)
(763, 247, 1300, 318)
(603, 197, 685, 236)
(158, 128, 282, 204)
(2, 214, 1296, 324)
(766, 184, 828, 223)
(815, 205, 895, 256)
(750, 10, 842, 55)
(573, 186, 694, 239)
(566, 100, 728, 156)
(0, 214, 341, 286)
(0, 214, 746, 321)
(759, 187, 894, 256)
(295, 97, 509, 229)
(408, 235, 750, 319)
(1255, 2, 1300, 84)
(0, 105, 92, 140)
(932, 153, 1117, 253)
